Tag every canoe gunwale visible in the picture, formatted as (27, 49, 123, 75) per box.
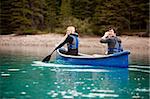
(56, 49, 130, 68)
(56, 49, 130, 59)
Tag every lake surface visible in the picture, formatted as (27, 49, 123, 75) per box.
(0, 46, 149, 99)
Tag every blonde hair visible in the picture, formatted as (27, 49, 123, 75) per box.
(66, 26, 75, 34)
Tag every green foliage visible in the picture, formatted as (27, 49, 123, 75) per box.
(71, 0, 95, 20)
(55, 17, 93, 35)
(61, 0, 71, 17)
(0, 0, 148, 36)
(44, 0, 59, 32)
(0, 0, 13, 34)
(16, 29, 38, 35)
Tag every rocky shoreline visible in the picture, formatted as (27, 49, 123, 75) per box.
(0, 34, 149, 51)
(0, 33, 149, 65)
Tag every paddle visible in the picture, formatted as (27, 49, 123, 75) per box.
(42, 33, 68, 63)
(42, 50, 55, 63)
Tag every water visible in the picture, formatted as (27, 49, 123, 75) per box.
(0, 47, 149, 99)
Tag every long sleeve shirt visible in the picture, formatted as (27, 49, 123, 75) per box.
(100, 36, 122, 54)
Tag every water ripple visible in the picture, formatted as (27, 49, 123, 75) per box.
(82, 93, 119, 98)
(129, 68, 150, 74)
(50, 68, 109, 73)
(91, 89, 115, 93)
(130, 65, 150, 69)
(135, 88, 150, 92)
(1, 73, 10, 77)
(8, 69, 20, 72)
(32, 61, 93, 68)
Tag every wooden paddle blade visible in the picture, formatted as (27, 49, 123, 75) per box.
(42, 55, 51, 63)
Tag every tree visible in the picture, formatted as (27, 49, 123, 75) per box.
(10, 0, 32, 33)
(60, 0, 71, 17)
(71, 0, 95, 20)
(45, 0, 60, 32)
(0, 0, 13, 34)
(0, 0, 148, 35)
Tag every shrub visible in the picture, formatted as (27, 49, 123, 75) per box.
(55, 17, 93, 35)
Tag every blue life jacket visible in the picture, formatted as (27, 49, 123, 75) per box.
(108, 38, 123, 53)
(67, 34, 79, 49)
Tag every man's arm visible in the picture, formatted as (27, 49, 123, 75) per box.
(100, 37, 110, 43)
(100, 32, 110, 43)
(117, 37, 122, 43)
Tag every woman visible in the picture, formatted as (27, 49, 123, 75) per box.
(52, 26, 79, 55)
(100, 28, 123, 54)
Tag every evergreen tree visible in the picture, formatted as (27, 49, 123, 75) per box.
(45, 0, 60, 32)
(58, 0, 73, 30)
(71, 0, 95, 20)
(10, 0, 31, 33)
(129, 0, 149, 30)
(0, 0, 148, 35)
(0, 0, 13, 34)
(26, 0, 46, 31)
(93, 0, 131, 34)
(92, 0, 148, 34)
(61, 0, 71, 17)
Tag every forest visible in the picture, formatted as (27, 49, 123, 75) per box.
(0, 0, 149, 36)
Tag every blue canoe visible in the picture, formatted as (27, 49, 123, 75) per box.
(55, 49, 130, 68)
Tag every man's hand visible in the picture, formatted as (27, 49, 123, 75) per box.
(102, 31, 109, 39)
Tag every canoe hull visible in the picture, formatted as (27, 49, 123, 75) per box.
(55, 49, 130, 68)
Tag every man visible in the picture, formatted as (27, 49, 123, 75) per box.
(100, 28, 123, 54)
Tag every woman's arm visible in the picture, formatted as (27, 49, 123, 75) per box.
(54, 35, 73, 50)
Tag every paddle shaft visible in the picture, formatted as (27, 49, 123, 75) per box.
(42, 49, 54, 62)
(42, 34, 68, 62)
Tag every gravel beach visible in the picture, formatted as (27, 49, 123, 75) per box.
(0, 33, 149, 65)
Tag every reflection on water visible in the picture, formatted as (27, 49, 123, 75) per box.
(43, 65, 129, 98)
(0, 47, 149, 98)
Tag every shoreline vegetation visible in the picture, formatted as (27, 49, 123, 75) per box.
(1, 0, 148, 36)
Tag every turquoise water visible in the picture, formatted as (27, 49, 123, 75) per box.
(0, 47, 149, 99)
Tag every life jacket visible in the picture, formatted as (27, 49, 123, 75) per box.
(108, 37, 123, 53)
(67, 34, 79, 49)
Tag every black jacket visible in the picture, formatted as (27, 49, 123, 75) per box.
(100, 36, 122, 54)
(55, 33, 79, 55)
